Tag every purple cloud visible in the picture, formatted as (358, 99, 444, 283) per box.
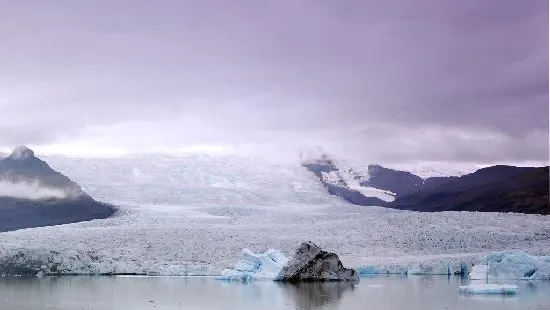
(0, 0, 547, 163)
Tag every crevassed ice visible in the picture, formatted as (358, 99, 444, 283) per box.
(44, 154, 342, 207)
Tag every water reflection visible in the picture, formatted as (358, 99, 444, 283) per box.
(1, 275, 549, 310)
(279, 282, 355, 310)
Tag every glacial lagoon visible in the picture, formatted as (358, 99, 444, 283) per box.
(1, 275, 549, 310)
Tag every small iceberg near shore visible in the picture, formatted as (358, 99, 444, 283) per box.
(219, 241, 359, 282)
(459, 284, 519, 295)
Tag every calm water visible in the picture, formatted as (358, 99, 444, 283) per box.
(1, 275, 549, 310)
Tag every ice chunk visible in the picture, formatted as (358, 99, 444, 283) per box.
(459, 284, 519, 295)
(469, 264, 488, 280)
(469, 252, 550, 280)
(407, 263, 453, 275)
(218, 248, 288, 281)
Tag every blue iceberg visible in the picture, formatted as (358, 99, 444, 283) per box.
(218, 248, 289, 281)
(469, 252, 550, 280)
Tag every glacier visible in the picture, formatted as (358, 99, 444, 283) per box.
(0, 154, 549, 276)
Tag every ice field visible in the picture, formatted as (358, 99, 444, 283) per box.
(0, 155, 549, 276)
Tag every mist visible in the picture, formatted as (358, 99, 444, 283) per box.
(0, 180, 68, 200)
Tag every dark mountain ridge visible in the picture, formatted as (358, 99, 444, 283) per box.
(391, 166, 549, 214)
(0, 146, 116, 232)
(303, 154, 549, 214)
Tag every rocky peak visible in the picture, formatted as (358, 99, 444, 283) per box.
(8, 146, 35, 160)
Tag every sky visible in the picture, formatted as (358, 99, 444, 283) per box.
(0, 0, 548, 165)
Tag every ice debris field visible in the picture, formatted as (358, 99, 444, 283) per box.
(0, 155, 549, 277)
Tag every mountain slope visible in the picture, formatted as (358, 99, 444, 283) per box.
(0, 146, 116, 232)
(302, 156, 395, 206)
(363, 165, 423, 196)
(302, 154, 548, 214)
(391, 166, 549, 214)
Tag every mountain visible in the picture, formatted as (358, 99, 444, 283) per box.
(391, 166, 549, 214)
(301, 155, 397, 206)
(0, 146, 116, 232)
(362, 165, 423, 196)
(302, 154, 549, 214)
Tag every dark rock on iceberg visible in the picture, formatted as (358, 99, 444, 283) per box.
(276, 241, 359, 282)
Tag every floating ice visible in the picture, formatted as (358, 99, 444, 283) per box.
(468, 264, 488, 280)
(218, 249, 289, 281)
(459, 284, 519, 295)
(469, 252, 550, 280)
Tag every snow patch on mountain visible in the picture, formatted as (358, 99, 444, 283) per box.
(8, 146, 35, 160)
(305, 156, 395, 203)
(336, 167, 395, 202)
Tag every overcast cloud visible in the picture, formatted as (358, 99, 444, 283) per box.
(0, 0, 548, 164)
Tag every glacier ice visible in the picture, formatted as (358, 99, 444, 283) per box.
(459, 284, 519, 295)
(0, 155, 548, 276)
(469, 252, 550, 280)
(218, 249, 288, 281)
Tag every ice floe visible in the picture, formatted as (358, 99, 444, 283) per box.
(459, 284, 519, 295)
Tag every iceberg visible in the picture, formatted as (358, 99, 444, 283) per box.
(468, 264, 488, 280)
(459, 284, 519, 295)
(469, 252, 550, 280)
(218, 249, 288, 281)
(275, 241, 359, 282)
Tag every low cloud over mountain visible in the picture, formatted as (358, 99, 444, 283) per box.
(0, 179, 68, 200)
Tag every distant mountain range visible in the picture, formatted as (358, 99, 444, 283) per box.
(0, 146, 116, 232)
(303, 155, 549, 215)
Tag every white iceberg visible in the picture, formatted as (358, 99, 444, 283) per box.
(218, 249, 288, 281)
(459, 284, 519, 295)
(468, 264, 489, 280)
(469, 252, 550, 280)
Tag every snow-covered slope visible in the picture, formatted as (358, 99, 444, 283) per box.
(0, 154, 549, 276)
(301, 156, 396, 205)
